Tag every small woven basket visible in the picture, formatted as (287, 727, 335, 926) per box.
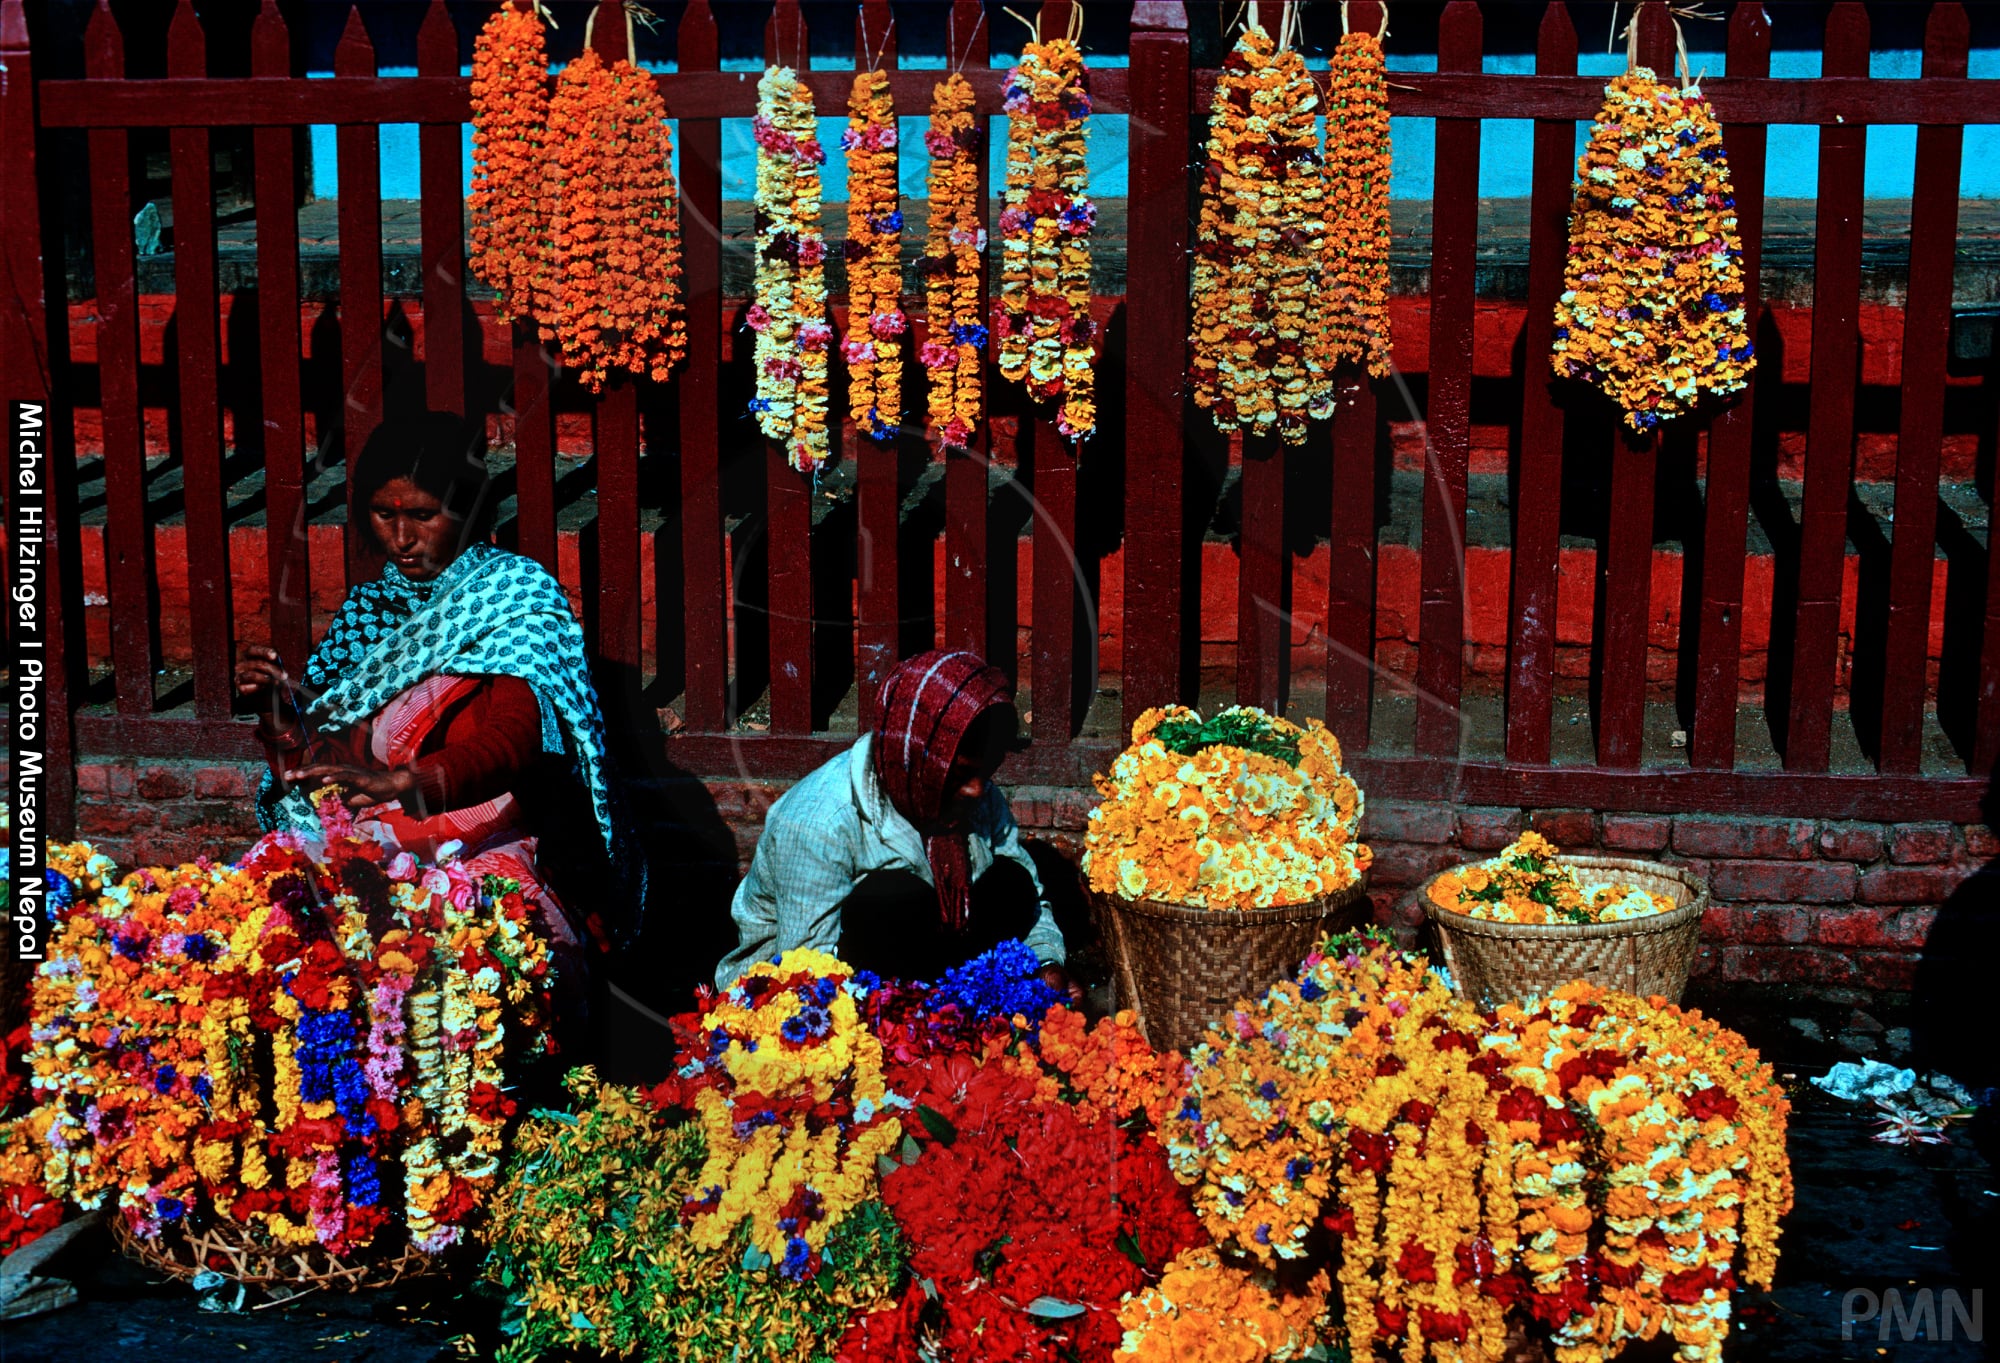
(1421, 855, 1708, 1010)
(110, 1213, 446, 1293)
(1095, 878, 1370, 1056)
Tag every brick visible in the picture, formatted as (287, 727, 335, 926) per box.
(1888, 822, 1955, 865)
(1700, 904, 1808, 945)
(134, 767, 191, 801)
(75, 764, 111, 796)
(1962, 824, 2000, 859)
(1047, 788, 1095, 831)
(1456, 807, 1522, 851)
(1527, 809, 1596, 849)
(1602, 815, 1670, 852)
(193, 765, 253, 800)
(1811, 908, 1902, 949)
(1718, 944, 1860, 986)
(1363, 800, 1456, 846)
(1817, 822, 1885, 863)
(1853, 951, 1921, 992)
(1365, 842, 1464, 890)
(1672, 816, 1815, 861)
(105, 765, 136, 798)
(77, 804, 159, 838)
(1707, 860, 1857, 904)
(1855, 864, 1969, 906)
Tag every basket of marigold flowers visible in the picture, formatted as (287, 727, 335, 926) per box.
(1421, 832, 1707, 1009)
(1081, 705, 1371, 1054)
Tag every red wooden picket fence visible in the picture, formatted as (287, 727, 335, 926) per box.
(5, 0, 2000, 838)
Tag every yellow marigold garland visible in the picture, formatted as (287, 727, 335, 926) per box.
(1552, 67, 1754, 431)
(920, 73, 987, 451)
(842, 70, 906, 444)
(1190, 26, 1328, 444)
(1321, 29, 1394, 379)
(1114, 1246, 1329, 1362)
(995, 38, 1098, 441)
(750, 66, 833, 471)
(468, 1, 549, 326)
(541, 47, 687, 390)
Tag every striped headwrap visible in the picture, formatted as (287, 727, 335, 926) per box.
(871, 649, 1014, 933)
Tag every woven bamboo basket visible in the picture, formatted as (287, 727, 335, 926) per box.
(1095, 878, 1370, 1056)
(1421, 855, 1708, 1010)
(110, 1214, 446, 1292)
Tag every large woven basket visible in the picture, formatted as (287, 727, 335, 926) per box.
(1421, 855, 1708, 1010)
(1095, 879, 1370, 1056)
(110, 1214, 446, 1293)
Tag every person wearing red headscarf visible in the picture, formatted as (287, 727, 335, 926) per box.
(717, 650, 1080, 998)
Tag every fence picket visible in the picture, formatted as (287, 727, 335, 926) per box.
(943, 0, 990, 664)
(1238, 435, 1283, 710)
(1504, 0, 1576, 765)
(1416, 0, 1482, 756)
(251, 0, 310, 672)
(675, 0, 728, 730)
(335, 6, 383, 584)
(1785, 1, 1869, 772)
(1690, 2, 1771, 771)
(1880, 3, 1967, 774)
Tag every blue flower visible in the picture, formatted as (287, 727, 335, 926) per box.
(747, 397, 773, 414)
(1258, 1080, 1280, 1101)
(44, 870, 75, 914)
(1254, 1223, 1272, 1245)
(154, 1065, 177, 1093)
(949, 322, 989, 351)
(779, 1236, 814, 1281)
(871, 210, 904, 234)
(182, 933, 220, 962)
(1285, 1157, 1312, 1181)
(191, 1074, 213, 1102)
(1704, 292, 1727, 313)
(1178, 1096, 1201, 1121)
(780, 1014, 811, 1045)
(931, 940, 1063, 1024)
(1224, 1189, 1244, 1207)
(1298, 976, 1325, 1002)
(347, 1153, 382, 1207)
(157, 1198, 185, 1222)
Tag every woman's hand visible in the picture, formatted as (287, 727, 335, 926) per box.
(1040, 963, 1087, 1007)
(235, 645, 298, 726)
(289, 764, 416, 810)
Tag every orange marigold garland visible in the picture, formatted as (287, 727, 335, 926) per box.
(995, 38, 1098, 442)
(468, 1, 549, 325)
(750, 65, 833, 472)
(1552, 67, 1754, 431)
(1189, 26, 1328, 444)
(842, 70, 905, 444)
(920, 73, 986, 451)
(541, 46, 687, 391)
(1320, 28, 1394, 379)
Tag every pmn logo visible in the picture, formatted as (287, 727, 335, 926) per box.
(1842, 1288, 1984, 1342)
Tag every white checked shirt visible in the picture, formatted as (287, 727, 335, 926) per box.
(716, 732, 1068, 987)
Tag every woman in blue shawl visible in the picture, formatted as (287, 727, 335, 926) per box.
(236, 411, 641, 1027)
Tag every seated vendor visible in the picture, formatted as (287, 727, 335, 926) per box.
(234, 410, 641, 1025)
(718, 650, 1081, 1000)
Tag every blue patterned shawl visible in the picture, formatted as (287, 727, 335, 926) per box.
(256, 543, 643, 938)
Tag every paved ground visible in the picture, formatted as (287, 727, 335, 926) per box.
(5, 1049, 1994, 1362)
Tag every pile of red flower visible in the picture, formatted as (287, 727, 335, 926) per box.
(0, 1022, 60, 1254)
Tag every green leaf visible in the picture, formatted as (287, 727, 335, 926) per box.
(1153, 711, 1303, 766)
(914, 1103, 958, 1147)
(569, 1311, 596, 1331)
(877, 1153, 903, 1177)
(1026, 1296, 1088, 1320)
(1114, 1229, 1147, 1269)
(741, 1243, 772, 1271)
(900, 1133, 923, 1165)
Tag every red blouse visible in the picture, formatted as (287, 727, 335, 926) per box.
(261, 675, 543, 816)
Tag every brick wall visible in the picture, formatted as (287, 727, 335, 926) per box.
(72, 757, 1986, 1000)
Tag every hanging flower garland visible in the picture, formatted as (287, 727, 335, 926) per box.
(751, 66, 834, 472)
(1189, 26, 1329, 444)
(995, 37, 1099, 442)
(1552, 66, 1754, 430)
(468, 1, 550, 326)
(920, 73, 987, 451)
(541, 45, 687, 391)
(843, 70, 906, 444)
(1320, 28, 1394, 379)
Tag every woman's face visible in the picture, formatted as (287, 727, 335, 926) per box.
(368, 477, 461, 582)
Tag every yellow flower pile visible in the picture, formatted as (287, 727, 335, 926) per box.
(1115, 1246, 1329, 1363)
(1552, 68, 1754, 431)
(1082, 705, 1370, 910)
(685, 949, 903, 1264)
(1428, 831, 1672, 925)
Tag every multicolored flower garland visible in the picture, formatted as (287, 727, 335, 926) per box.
(1082, 705, 1371, 910)
(751, 65, 834, 472)
(843, 70, 906, 444)
(468, 1, 550, 327)
(1189, 27, 1330, 444)
(541, 47, 687, 391)
(1552, 67, 1754, 430)
(920, 73, 988, 451)
(995, 38, 1099, 442)
(1320, 29, 1394, 379)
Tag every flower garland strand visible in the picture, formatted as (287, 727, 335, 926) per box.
(1552, 66, 1754, 430)
(843, 70, 906, 444)
(1320, 28, 1394, 379)
(995, 38, 1098, 442)
(468, 1, 550, 326)
(541, 45, 687, 390)
(920, 73, 987, 451)
(1188, 26, 1329, 444)
(751, 66, 834, 472)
